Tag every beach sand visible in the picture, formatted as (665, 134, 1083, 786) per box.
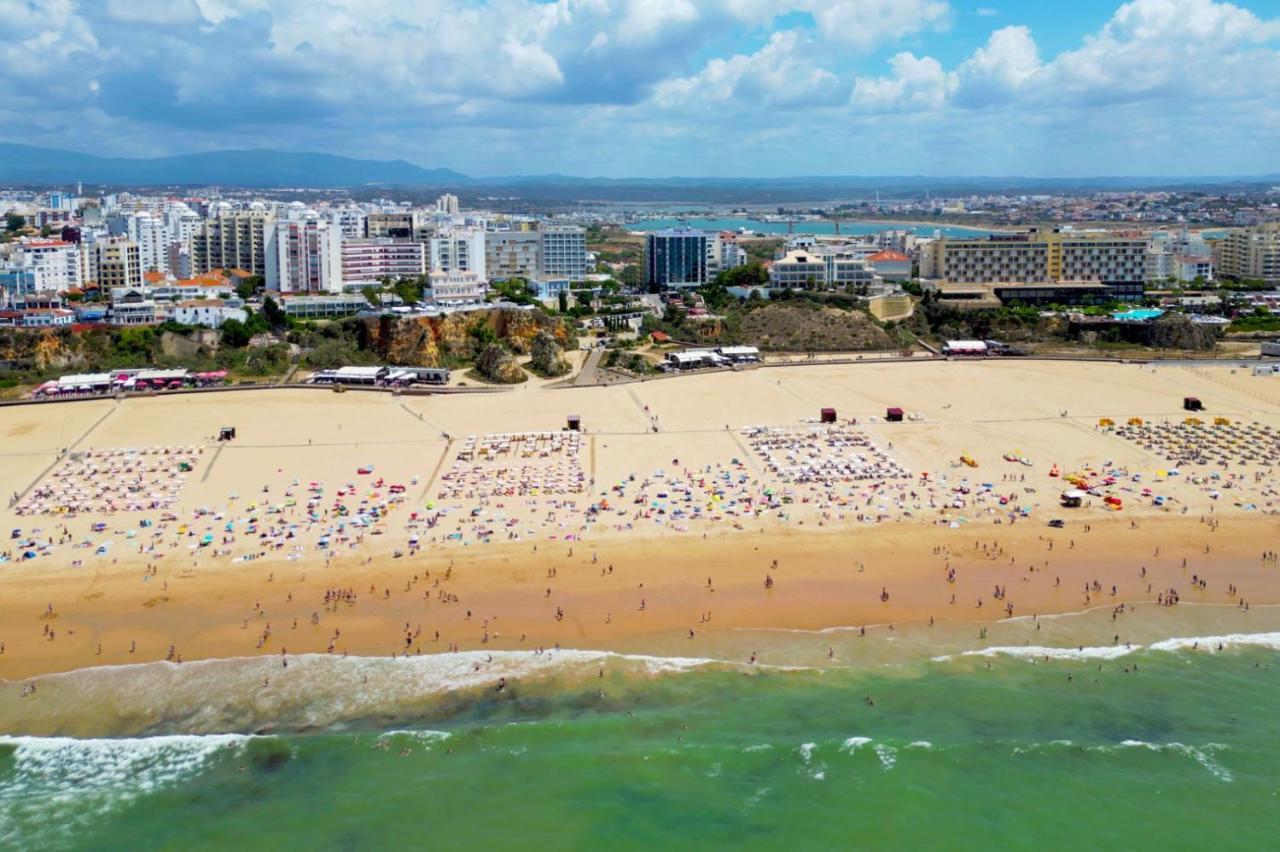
(2, 359, 1278, 685)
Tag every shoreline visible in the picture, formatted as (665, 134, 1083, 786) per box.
(0, 513, 1274, 683)
(2, 359, 1278, 693)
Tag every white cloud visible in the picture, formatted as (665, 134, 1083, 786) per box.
(0, 0, 99, 78)
(616, 0, 700, 44)
(652, 31, 839, 109)
(851, 52, 956, 111)
(1, 0, 1279, 177)
(954, 25, 1040, 104)
(810, 0, 951, 49)
(854, 0, 1280, 112)
(104, 0, 206, 25)
(1040, 0, 1280, 102)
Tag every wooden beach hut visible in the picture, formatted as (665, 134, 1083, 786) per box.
(820, 408, 837, 424)
(886, 407, 905, 423)
(567, 415, 581, 432)
(1183, 396, 1203, 412)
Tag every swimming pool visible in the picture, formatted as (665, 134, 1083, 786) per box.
(1113, 308, 1164, 321)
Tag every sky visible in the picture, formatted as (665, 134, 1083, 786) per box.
(3, 0, 1279, 178)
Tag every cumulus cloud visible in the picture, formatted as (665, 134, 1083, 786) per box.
(810, 0, 951, 48)
(851, 52, 956, 111)
(852, 0, 1280, 111)
(0, 0, 100, 81)
(0, 0, 1277, 177)
(953, 25, 1041, 105)
(652, 31, 839, 109)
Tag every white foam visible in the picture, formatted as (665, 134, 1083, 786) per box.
(380, 729, 451, 744)
(873, 744, 898, 770)
(0, 733, 252, 796)
(956, 644, 1135, 662)
(1112, 740, 1234, 782)
(841, 736, 872, 752)
(798, 742, 816, 763)
(0, 734, 254, 846)
(1148, 632, 1280, 653)
(907, 740, 933, 749)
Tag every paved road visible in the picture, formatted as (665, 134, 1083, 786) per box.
(574, 347, 606, 387)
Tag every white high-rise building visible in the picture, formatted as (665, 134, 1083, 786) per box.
(341, 238, 426, 288)
(134, 213, 171, 274)
(330, 206, 367, 240)
(166, 204, 203, 248)
(430, 229, 486, 281)
(537, 224, 587, 281)
(436, 194, 460, 217)
(15, 239, 83, 291)
(265, 218, 343, 294)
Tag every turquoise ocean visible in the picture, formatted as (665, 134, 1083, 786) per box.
(3, 604, 1280, 850)
(624, 217, 996, 238)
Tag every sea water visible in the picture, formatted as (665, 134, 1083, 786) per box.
(624, 217, 995, 239)
(3, 607, 1280, 849)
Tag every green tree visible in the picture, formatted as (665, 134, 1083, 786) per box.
(4, 213, 24, 232)
(262, 295, 287, 329)
(113, 326, 156, 361)
(235, 275, 264, 300)
(219, 318, 251, 347)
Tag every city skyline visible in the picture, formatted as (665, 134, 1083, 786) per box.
(3, 0, 1280, 179)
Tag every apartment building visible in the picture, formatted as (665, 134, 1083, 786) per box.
(769, 248, 879, 290)
(94, 240, 143, 290)
(340, 238, 426, 288)
(1218, 225, 1280, 285)
(192, 211, 274, 275)
(920, 234, 1051, 284)
(1056, 236, 1147, 283)
(922, 229, 1147, 286)
(14, 239, 82, 291)
(329, 206, 367, 240)
(644, 230, 709, 289)
(768, 250, 828, 287)
(538, 224, 587, 281)
(366, 211, 422, 239)
(265, 219, 343, 294)
(427, 271, 486, 306)
(430, 229, 486, 280)
(485, 230, 540, 281)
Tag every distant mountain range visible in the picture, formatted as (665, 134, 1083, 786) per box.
(2, 142, 1277, 201)
(0, 143, 469, 188)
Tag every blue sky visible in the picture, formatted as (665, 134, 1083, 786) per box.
(3, 0, 1279, 177)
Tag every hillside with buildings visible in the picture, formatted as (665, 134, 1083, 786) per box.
(3, 181, 1280, 398)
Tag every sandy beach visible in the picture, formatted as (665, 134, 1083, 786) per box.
(2, 359, 1279, 684)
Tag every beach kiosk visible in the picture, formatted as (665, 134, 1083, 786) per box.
(567, 415, 581, 432)
(1060, 489, 1085, 508)
(886, 407, 905, 423)
(218, 426, 237, 441)
(820, 408, 837, 424)
(1183, 396, 1204, 412)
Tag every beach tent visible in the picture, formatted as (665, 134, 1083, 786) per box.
(567, 415, 581, 431)
(820, 408, 837, 424)
(886, 407, 905, 423)
(1183, 396, 1204, 412)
